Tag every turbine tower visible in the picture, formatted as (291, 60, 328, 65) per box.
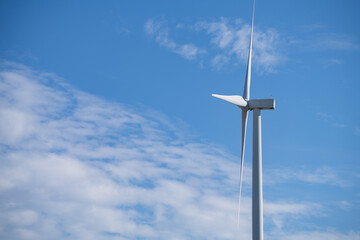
(212, 0, 275, 239)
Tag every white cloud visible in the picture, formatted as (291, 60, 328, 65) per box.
(318, 34, 359, 51)
(0, 61, 250, 239)
(316, 112, 347, 130)
(327, 58, 342, 65)
(289, 29, 359, 52)
(0, 61, 358, 239)
(316, 111, 332, 121)
(211, 54, 230, 69)
(339, 200, 351, 210)
(265, 166, 350, 187)
(332, 123, 346, 128)
(302, 24, 328, 31)
(145, 17, 282, 71)
(196, 17, 235, 49)
(196, 18, 282, 72)
(144, 19, 201, 60)
(273, 230, 360, 240)
(265, 201, 318, 216)
(264, 201, 321, 229)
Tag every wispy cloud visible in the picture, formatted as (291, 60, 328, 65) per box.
(316, 33, 359, 51)
(144, 17, 282, 72)
(327, 58, 342, 65)
(332, 123, 346, 128)
(195, 18, 282, 72)
(339, 200, 352, 210)
(265, 166, 350, 187)
(0, 61, 251, 239)
(301, 24, 328, 31)
(211, 54, 230, 69)
(286, 25, 358, 67)
(144, 19, 202, 60)
(289, 28, 359, 52)
(316, 112, 347, 129)
(0, 61, 357, 239)
(195, 18, 236, 49)
(264, 201, 321, 229)
(272, 230, 360, 240)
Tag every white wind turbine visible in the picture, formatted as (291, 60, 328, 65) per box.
(212, 0, 275, 239)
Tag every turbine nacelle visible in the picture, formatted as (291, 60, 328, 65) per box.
(248, 98, 275, 110)
(212, 94, 275, 110)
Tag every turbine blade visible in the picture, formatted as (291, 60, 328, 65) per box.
(243, 0, 255, 100)
(212, 94, 247, 108)
(238, 109, 248, 225)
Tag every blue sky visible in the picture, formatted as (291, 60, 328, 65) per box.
(0, 0, 359, 239)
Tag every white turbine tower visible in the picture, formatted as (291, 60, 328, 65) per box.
(212, 0, 275, 239)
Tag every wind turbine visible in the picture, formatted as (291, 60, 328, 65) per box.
(212, 0, 275, 239)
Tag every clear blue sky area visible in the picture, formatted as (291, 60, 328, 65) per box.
(0, 0, 359, 239)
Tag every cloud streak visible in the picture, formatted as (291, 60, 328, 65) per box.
(316, 111, 347, 130)
(144, 19, 202, 60)
(316, 33, 359, 51)
(288, 28, 359, 52)
(265, 166, 350, 187)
